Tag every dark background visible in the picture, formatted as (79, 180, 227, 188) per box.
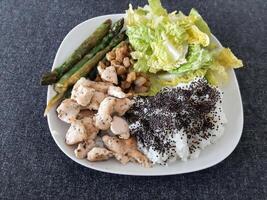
(0, 0, 266, 199)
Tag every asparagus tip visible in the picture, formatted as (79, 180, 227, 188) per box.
(105, 19, 112, 25)
(40, 71, 58, 85)
(44, 93, 64, 116)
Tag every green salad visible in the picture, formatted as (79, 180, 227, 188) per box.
(126, 0, 243, 95)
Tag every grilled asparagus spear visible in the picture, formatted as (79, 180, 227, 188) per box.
(41, 19, 112, 85)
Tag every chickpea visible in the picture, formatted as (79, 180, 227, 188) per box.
(134, 76, 147, 87)
(134, 86, 149, 93)
(106, 51, 116, 61)
(123, 57, 131, 68)
(126, 72, 136, 83)
(116, 66, 127, 75)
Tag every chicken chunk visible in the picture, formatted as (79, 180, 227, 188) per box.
(72, 77, 88, 91)
(102, 135, 150, 167)
(82, 117, 99, 141)
(110, 116, 130, 139)
(65, 117, 98, 145)
(57, 99, 80, 123)
(73, 77, 112, 93)
(86, 91, 107, 110)
(87, 147, 113, 161)
(74, 140, 95, 159)
(77, 110, 96, 120)
(113, 98, 134, 116)
(88, 81, 113, 93)
(65, 120, 87, 145)
(99, 66, 118, 85)
(95, 97, 116, 130)
(71, 84, 95, 106)
(114, 153, 130, 165)
(108, 86, 127, 98)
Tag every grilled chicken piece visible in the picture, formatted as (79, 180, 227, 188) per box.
(99, 66, 118, 85)
(110, 116, 130, 139)
(65, 117, 98, 145)
(86, 91, 107, 110)
(65, 120, 88, 145)
(74, 77, 112, 93)
(57, 99, 80, 123)
(95, 97, 116, 130)
(74, 140, 95, 159)
(77, 110, 96, 120)
(82, 117, 99, 141)
(87, 147, 113, 161)
(113, 98, 134, 116)
(102, 135, 150, 167)
(114, 153, 130, 165)
(108, 86, 127, 98)
(71, 84, 95, 106)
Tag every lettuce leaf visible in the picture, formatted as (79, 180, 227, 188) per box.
(141, 68, 207, 96)
(189, 8, 211, 35)
(171, 44, 212, 74)
(187, 25, 210, 47)
(126, 0, 210, 73)
(214, 48, 243, 68)
(204, 48, 243, 85)
(205, 64, 228, 86)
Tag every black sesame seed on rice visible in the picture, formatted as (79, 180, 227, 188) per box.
(125, 78, 223, 163)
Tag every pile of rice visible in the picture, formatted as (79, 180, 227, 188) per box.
(126, 78, 227, 165)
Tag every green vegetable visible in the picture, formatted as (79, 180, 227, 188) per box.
(205, 48, 243, 85)
(171, 44, 212, 74)
(44, 93, 65, 116)
(125, 0, 211, 73)
(40, 19, 112, 85)
(189, 9, 211, 36)
(141, 69, 207, 96)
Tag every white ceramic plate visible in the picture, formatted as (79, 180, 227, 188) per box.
(47, 14, 243, 176)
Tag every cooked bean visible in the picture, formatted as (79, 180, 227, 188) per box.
(134, 86, 148, 93)
(134, 76, 147, 86)
(116, 66, 127, 75)
(115, 45, 128, 63)
(121, 81, 131, 89)
(120, 74, 127, 81)
(106, 51, 116, 61)
(98, 61, 106, 69)
(123, 57, 131, 68)
(143, 80, 151, 87)
(111, 60, 121, 67)
(126, 72, 136, 83)
(130, 59, 135, 65)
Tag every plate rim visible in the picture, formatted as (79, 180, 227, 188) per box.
(47, 13, 244, 176)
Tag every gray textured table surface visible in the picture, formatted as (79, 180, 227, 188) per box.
(0, 0, 266, 199)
